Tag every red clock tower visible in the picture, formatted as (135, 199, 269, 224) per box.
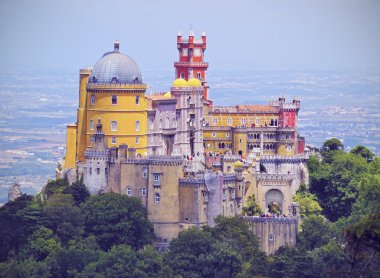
(174, 31, 210, 103)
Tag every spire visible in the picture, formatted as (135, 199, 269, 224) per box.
(114, 40, 120, 52)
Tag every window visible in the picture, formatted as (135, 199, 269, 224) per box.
(154, 174, 160, 182)
(90, 136, 94, 143)
(111, 121, 118, 131)
(159, 119, 162, 129)
(90, 95, 95, 105)
(111, 137, 116, 144)
(180, 72, 185, 79)
(135, 121, 140, 131)
(90, 120, 94, 130)
(165, 117, 169, 128)
(241, 118, 246, 125)
(135, 96, 140, 105)
(136, 136, 139, 144)
(227, 118, 232, 125)
(89, 168, 92, 175)
(212, 132, 216, 138)
(150, 120, 154, 130)
(212, 118, 218, 125)
(172, 118, 176, 128)
(154, 193, 160, 203)
(196, 72, 201, 79)
(111, 95, 117, 105)
(142, 168, 148, 178)
(226, 132, 230, 138)
(141, 187, 146, 197)
(255, 118, 260, 125)
(96, 168, 100, 175)
(127, 187, 132, 196)
(287, 145, 292, 152)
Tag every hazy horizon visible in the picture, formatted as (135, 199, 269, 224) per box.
(1, 0, 379, 72)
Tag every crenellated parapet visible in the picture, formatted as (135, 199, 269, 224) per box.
(179, 177, 205, 186)
(257, 173, 295, 182)
(245, 216, 297, 224)
(260, 154, 309, 163)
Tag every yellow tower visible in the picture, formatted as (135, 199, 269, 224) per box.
(65, 41, 148, 169)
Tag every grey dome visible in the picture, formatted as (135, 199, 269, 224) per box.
(89, 42, 142, 84)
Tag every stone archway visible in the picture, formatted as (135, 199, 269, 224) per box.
(265, 189, 284, 214)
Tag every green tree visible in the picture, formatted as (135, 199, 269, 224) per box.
(49, 236, 102, 278)
(77, 244, 166, 278)
(0, 195, 35, 261)
(44, 194, 84, 243)
(349, 174, 380, 223)
(344, 213, 380, 278)
(43, 178, 69, 199)
(208, 216, 267, 277)
(81, 193, 154, 250)
(309, 241, 349, 278)
(166, 227, 242, 278)
(269, 246, 317, 278)
(309, 152, 368, 221)
(321, 138, 344, 163)
(350, 145, 374, 162)
(293, 192, 322, 218)
(20, 227, 62, 261)
(242, 195, 263, 216)
(298, 215, 332, 251)
(63, 178, 90, 206)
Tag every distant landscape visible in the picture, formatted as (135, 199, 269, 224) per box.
(0, 67, 379, 203)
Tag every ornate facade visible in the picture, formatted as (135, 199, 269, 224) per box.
(64, 32, 308, 247)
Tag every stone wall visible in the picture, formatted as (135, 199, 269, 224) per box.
(246, 216, 297, 255)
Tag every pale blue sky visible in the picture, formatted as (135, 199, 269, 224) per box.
(0, 0, 379, 71)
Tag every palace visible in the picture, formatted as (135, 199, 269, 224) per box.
(63, 32, 308, 248)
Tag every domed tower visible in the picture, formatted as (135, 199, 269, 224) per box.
(65, 41, 148, 169)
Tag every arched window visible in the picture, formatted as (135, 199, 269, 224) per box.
(90, 95, 95, 105)
(133, 77, 139, 83)
(136, 136, 139, 144)
(172, 118, 176, 128)
(135, 96, 140, 105)
(180, 72, 185, 79)
(135, 121, 140, 131)
(222, 142, 225, 148)
(165, 117, 169, 128)
(196, 72, 201, 79)
(154, 193, 160, 204)
(90, 120, 94, 130)
(141, 187, 146, 197)
(127, 187, 132, 196)
(142, 167, 148, 178)
(213, 118, 218, 125)
(111, 121, 118, 131)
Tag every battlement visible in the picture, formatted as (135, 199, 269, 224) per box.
(122, 155, 184, 166)
(223, 174, 237, 182)
(179, 177, 205, 186)
(85, 149, 110, 159)
(257, 173, 295, 182)
(245, 216, 297, 224)
(260, 154, 309, 163)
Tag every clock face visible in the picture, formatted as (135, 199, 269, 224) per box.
(193, 48, 202, 57)
(182, 48, 188, 56)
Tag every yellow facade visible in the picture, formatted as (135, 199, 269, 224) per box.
(64, 124, 77, 169)
(85, 89, 148, 156)
(205, 112, 278, 128)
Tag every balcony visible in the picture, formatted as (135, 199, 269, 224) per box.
(162, 127, 176, 136)
(174, 62, 209, 68)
